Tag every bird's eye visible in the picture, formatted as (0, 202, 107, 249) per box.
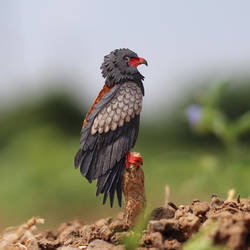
(124, 56, 130, 62)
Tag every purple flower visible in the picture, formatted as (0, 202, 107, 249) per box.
(186, 104, 203, 128)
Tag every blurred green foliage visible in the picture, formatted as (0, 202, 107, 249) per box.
(0, 91, 83, 149)
(186, 82, 250, 151)
(0, 79, 250, 230)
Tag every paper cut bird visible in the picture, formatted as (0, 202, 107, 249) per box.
(74, 48, 147, 207)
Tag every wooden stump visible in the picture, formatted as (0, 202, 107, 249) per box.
(122, 152, 146, 227)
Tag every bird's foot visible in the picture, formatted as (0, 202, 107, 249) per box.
(125, 152, 143, 168)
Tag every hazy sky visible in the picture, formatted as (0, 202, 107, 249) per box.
(1, 1, 250, 111)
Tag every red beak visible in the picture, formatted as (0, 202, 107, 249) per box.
(129, 57, 148, 67)
(138, 57, 148, 66)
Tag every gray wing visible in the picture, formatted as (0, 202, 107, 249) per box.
(74, 81, 143, 206)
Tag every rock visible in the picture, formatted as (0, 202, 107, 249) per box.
(86, 239, 125, 250)
(148, 219, 179, 233)
(164, 239, 182, 250)
(109, 219, 127, 232)
(210, 196, 224, 209)
(142, 232, 163, 248)
(192, 202, 210, 217)
(37, 238, 59, 249)
(174, 205, 192, 220)
(151, 207, 175, 220)
(213, 213, 250, 250)
(79, 225, 99, 243)
(178, 213, 200, 239)
(99, 225, 112, 241)
(148, 220, 166, 232)
(163, 219, 179, 233)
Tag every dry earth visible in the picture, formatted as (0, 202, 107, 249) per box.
(0, 193, 249, 250)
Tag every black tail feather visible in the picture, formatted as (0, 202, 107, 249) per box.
(102, 165, 118, 205)
(96, 173, 108, 196)
(116, 165, 124, 207)
(80, 151, 92, 177)
(109, 168, 120, 207)
(80, 143, 98, 182)
(96, 156, 126, 207)
(86, 147, 99, 181)
(74, 149, 83, 168)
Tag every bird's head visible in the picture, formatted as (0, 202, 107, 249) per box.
(101, 48, 147, 87)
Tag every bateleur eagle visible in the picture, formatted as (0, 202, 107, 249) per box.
(74, 48, 147, 207)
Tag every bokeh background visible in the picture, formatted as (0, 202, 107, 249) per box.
(1, 1, 250, 230)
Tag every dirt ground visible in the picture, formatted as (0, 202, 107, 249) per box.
(0, 193, 249, 250)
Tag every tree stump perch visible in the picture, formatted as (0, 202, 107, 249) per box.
(122, 152, 146, 227)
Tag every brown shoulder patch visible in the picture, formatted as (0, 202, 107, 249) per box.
(82, 84, 114, 128)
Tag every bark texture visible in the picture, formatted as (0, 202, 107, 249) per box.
(122, 152, 146, 227)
